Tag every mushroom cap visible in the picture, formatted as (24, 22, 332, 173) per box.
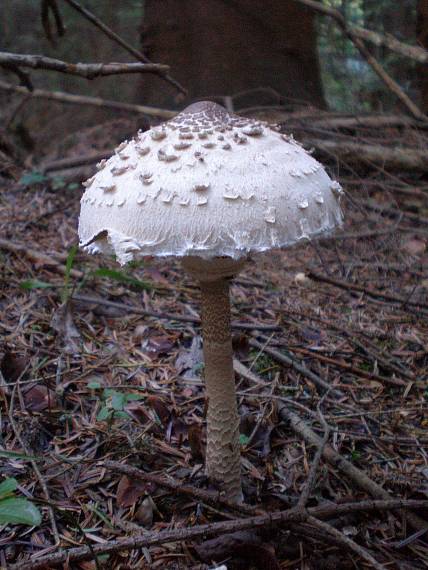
(78, 101, 343, 264)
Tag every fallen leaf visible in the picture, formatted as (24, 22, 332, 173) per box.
(175, 336, 203, 373)
(24, 384, 56, 412)
(135, 496, 155, 528)
(0, 350, 29, 383)
(188, 423, 205, 460)
(195, 530, 280, 569)
(401, 237, 426, 256)
(141, 335, 174, 358)
(116, 475, 147, 508)
(147, 396, 170, 426)
(51, 301, 81, 355)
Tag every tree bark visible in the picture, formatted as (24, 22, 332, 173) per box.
(140, 0, 325, 109)
(417, 0, 428, 113)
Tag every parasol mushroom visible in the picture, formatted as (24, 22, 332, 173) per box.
(78, 101, 343, 502)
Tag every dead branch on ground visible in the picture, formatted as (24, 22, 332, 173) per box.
(9, 499, 426, 570)
(278, 405, 428, 533)
(291, 0, 426, 119)
(41, 0, 66, 45)
(0, 52, 168, 78)
(0, 79, 175, 119)
(61, 0, 186, 95)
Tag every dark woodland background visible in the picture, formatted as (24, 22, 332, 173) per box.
(1, 0, 427, 153)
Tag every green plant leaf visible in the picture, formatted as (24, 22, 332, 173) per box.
(87, 381, 102, 390)
(239, 434, 250, 446)
(97, 407, 112, 421)
(111, 391, 126, 411)
(113, 411, 130, 419)
(20, 279, 53, 290)
(0, 478, 18, 500)
(0, 497, 42, 526)
(51, 176, 66, 190)
(93, 268, 151, 290)
(0, 450, 39, 461)
(19, 172, 48, 187)
(62, 244, 78, 302)
(124, 393, 145, 402)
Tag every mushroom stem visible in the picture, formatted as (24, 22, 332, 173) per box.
(200, 277, 243, 503)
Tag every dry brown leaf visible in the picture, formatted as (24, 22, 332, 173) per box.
(116, 475, 147, 508)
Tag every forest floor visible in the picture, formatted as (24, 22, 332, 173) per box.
(1, 116, 428, 569)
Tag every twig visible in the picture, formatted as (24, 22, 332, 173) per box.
(291, 0, 426, 120)
(245, 372, 279, 447)
(352, 26, 428, 65)
(41, 152, 111, 173)
(307, 270, 428, 310)
(249, 338, 343, 397)
(0, 79, 175, 119)
(0, 64, 33, 91)
(0, 52, 169, 78)
(8, 376, 60, 546)
(103, 460, 262, 516)
(278, 405, 428, 533)
(297, 393, 331, 509)
(41, 0, 66, 45)
(306, 138, 428, 171)
(74, 294, 281, 332)
(61, 0, 186, 95)
(306, 516, 386, 570)
(0, 238, 83, 279)
(282, 112, 427, 130)
(311, 114, 427, 130)
(288, 346, 407, 387)
(10, 499, 427, 569)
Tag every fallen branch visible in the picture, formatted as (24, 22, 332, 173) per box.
(0, 238, 83, 279)
(41, 0, 66, 45)
(297, 395, 331, 509)
(74, 294, 281, 332)
(291, 0, 426, 120)
(103, 461, 262, 516)
(299, 114, 427, 130)
(307, 516, 385, 570)
(41, 152, 111, 173)
(307, 270, 428, 310)
(62, 0, 186, 95)
(353, 26, 428, 65)
(9, 378, 60, 547)
(307, 138, 428, 171)
(249, 338, 343, 397)
(291, 0, 428, 65)
(278, 405, 428, 533)
(290, 346, 407, 387)
(9, 499, 427, 569)
(0, 52, 169, 78)
(0, 79, 175, 119)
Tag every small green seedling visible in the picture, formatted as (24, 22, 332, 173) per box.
(0, 478, 42, 526)
(91, 384, 144, 423)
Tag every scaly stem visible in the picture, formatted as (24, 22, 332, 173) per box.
(200, 277, 243, 503)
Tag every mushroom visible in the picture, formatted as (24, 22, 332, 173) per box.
(78, 101, 343, 502)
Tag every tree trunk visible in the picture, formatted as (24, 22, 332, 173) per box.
(417, 0, 428, 113)
(140, 0, 325, 109)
